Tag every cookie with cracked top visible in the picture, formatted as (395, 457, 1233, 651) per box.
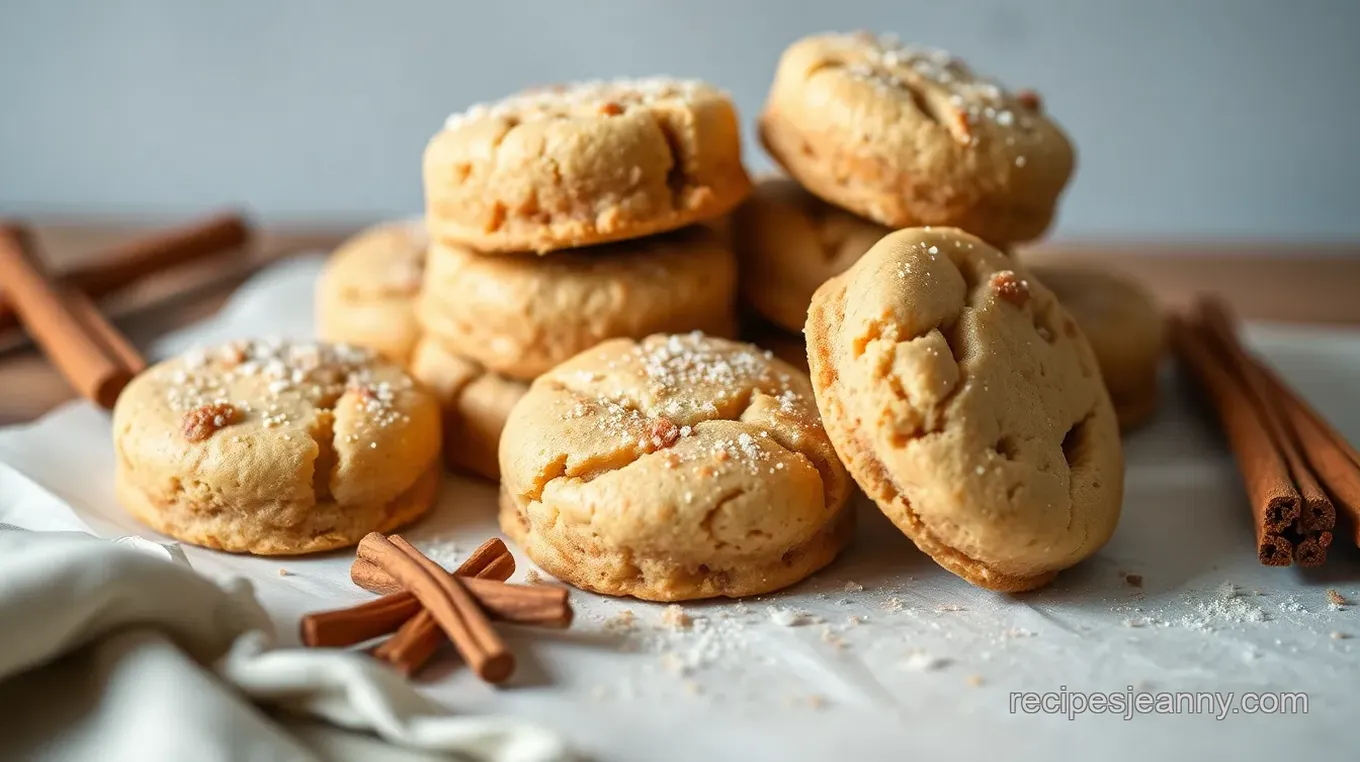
(425, 78, 753, 254)
(760, 32, 1074, 245)
(497, 332, 853, 601)
(112, 340, 441, 555)
(806, 228, 1122, 591)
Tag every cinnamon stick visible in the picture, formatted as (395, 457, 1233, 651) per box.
(357, 533, 515, 683)
(0, 213, 250, 333)
(1170, 315, 1297, 565)
(0, 225, 142, 408)
(1251, 355, 1360, 546)
(1195, 298, 1334, 565)
(302, 538, 508, 647)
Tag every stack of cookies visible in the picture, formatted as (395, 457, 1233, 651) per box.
(735, 32, 1164, 429)
(407, 78, 753, 478)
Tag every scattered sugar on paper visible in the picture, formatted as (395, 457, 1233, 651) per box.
(881, 597, 905, 613)
(1180, 582, 1268, 631)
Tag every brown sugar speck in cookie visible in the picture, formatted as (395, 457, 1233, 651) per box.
(426, 78, 752, 253)
(806, 228, 1123, 591)
(498, 333, 853, 601)
(113, 339, 441, 555)
(760, 33, 1074, 244)
(990, 271, 1030, 307)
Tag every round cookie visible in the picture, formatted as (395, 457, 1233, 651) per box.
(733, 176, 890, 333)
(409, 334, 528, 480)
(1029, 265, 1165, 430)
(418, 226, 738, 380)
(425, 78, 753, 254)
(806, 228, 1123, 591)
(316, 220, 426, 364)
(760, 32, 1075, 245)
(498, 332, 854, 601)
(113, 340, 442, 555)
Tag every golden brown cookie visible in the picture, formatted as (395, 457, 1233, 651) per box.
(1029, 265, 1165, 430)
(498, 333, 854, 601)
(315, 220, 426, 364)
(760, 33, 1074, 244)
(425, 78, 753, 254)
(733, 176, 890, 333)
(806, 228, 1122, 591)
(113, 340, 441, 555)
(409, 334, 528, 480)
(417, 226, 738, 381)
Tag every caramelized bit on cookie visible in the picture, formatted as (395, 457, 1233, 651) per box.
(649, 416, 681, 449)
(218, 342, 247, 367)
(183, 402, 238, 441)
(990, 271, 1031, 307)
(598, 101, 624, 116)
(1015, 89, 1043, 111)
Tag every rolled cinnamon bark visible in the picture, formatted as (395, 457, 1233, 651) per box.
(1170, 315, 1297, 565)
(0, 225, 140, 408)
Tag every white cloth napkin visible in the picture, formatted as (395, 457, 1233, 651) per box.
(0, 526, 571, 762)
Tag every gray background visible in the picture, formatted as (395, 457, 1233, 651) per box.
(2, 0, 1358, 241)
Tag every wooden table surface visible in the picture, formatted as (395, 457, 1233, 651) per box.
(3, 219, 1359, 426)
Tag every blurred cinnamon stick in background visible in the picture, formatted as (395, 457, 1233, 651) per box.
(0, 212, 250, 333)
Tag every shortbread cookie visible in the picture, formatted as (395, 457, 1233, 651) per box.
(316, 220, 426, 364)
(806, 228, 1122, 591)
(418, 226, 738, 380)
(1030, 265, 1165, 430)
(426, 78, 753, 253)
(113, 340, 442, 555)
(409, 335, 528, 480)
(498, 333, 854, 601)
(760, 33, 1075, 244)
(734, 176, 890, 332)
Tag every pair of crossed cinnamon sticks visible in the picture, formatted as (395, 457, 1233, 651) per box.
(0, 214, 250, 408)
(300, 534, 572, 682)
(1172, 296, 1360, 566)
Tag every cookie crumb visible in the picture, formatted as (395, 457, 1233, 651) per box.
(989, 271, 1030, 307)
(1326, 589, 1348, 608)
(846, 615, 865, 626)
(881, 597, 905, 613)
(1330, 631, 1349, 640)
(662, 604, 693, 630)
(965, 674, 985, 687)
(768, 607, 815, 626)
(805, 694, 827, 710)
(524, 569, 543, 584)
(606, 609, 637, 632)
(936, 603, 966, 612)
(598, 101, 624, 116)
(277, 568, 291, 577)
(843, 581, 864, 592)
(1124, 573, 1144, 588)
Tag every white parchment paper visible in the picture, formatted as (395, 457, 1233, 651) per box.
(1, 255, 1355, 761)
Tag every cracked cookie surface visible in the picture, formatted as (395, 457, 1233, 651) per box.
(498, 332, 853, 601)
(418, 225, 738, 380)
(734, 176, 890, 333)
(806, 228, 1122, 591)
(316, 219, 427, 364)
(113, 340, 441, 555)
(760, 32, 1074, 245)
(1029, 264, 1165, 430)
(425, 78, 753, 254)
